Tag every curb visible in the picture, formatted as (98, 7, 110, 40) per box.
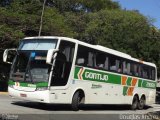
(0, 92, 8, 95)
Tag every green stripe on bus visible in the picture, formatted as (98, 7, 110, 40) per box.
(138, 79, 143, 87)
(74, 67, 81, 79)
(74, 66, 156, 89)
(126, 77, 132, 86)
(8, 80, 14, 85)
(123, 86, 128, 96)
(141, 80, 156, 89)
(79, 68, 121, 84)
(8, 80, 48, 88)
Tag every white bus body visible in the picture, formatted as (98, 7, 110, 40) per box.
(4, 36, 157, 110)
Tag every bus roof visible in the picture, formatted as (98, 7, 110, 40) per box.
(23, 36, 156, 68)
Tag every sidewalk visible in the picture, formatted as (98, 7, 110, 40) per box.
(0, 92, 8, 95)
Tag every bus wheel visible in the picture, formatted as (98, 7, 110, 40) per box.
(131, 95, 138, 110)
(138, 96, 146, 110)
(71, 91, 82, 111)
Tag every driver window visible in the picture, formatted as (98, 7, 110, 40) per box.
(51, 40, 75, 86)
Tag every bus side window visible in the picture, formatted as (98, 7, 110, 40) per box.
(116, 59, 122, 73)
(123, 61, 130, 75)
(104, 57, 108, 70)
(76, 45, 95, 68)
(76, 46, 87, 66)
(142, 66, 149, 79)
(51, 40, 75, 86)
(87, 52, 94, 67)
(109, 57, 121, 72)
(127, 63, 131, 75)
(95, 52, 106, 69)
(133, 64, 139, 76)
(151, 69, 155, 80)
(123, 61, 127, 74)
(130, 63, 135, 75)
(109, 57, 116, 71)
(138, 65, 142, 78)
(77, 58, 85, 65)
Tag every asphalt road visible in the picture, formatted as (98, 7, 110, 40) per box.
(0, 94, 160, 120)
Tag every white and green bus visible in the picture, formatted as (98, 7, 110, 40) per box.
(3, 36, 157, 111)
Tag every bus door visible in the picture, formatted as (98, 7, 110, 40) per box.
(51, 40, 75, 86)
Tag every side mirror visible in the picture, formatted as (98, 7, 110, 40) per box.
(3, 48, 17, 64)
(46, 49, 59, 64)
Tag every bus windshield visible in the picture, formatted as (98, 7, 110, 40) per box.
(10, 39, 58, 83)
(19, 39, 57, 50)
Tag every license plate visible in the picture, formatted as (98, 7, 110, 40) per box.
(20, 93, 27, 97)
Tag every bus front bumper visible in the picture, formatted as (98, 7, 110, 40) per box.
(8, 87, 50, 103)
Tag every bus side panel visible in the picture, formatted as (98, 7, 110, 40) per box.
(71, 80, 131, 105)
(128, 87, 156, 105)
(49, 89, 72, 104)
(70, 80, 156, 105)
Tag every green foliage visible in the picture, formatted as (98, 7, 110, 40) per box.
(47, 0, 120, 13)
(42, 8, 75, 37)
(82, 10, 151, 55)
(0, 0, 160, 88)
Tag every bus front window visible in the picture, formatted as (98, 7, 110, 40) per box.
(11, 51, 50, 83)
(10, 39, 57, 83)
(19, 39, 57, 50)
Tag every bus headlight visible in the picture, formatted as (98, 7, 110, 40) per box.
(36, 87, 48, 91)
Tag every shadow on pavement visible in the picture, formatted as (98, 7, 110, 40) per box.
(11, 101, 152, 111)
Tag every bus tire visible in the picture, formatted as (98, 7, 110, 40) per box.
(138, 96, 146, 110)
(131, 95, 138, 110)
(71, 91, 81, 111)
